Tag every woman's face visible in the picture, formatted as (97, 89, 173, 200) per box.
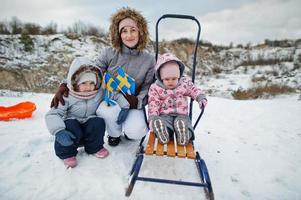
(120, 26, 139, 48)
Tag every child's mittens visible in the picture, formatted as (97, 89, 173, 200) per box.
(55, 130, 76, 146)
(199, 98, 208, 108)
(117, 108, 130, 125)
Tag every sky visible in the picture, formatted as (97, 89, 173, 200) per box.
(1, 0, 301, 45)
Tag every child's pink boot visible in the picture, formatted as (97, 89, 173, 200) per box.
(63, 156, 77, 168)
(94, 147, 109, 158)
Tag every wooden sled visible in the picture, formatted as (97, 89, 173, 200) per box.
(125, 109, 214, 200)
(0, 101, 36, 121)
(125, 14, 214, 200)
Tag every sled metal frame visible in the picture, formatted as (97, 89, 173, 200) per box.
(125, 14, 214, 200)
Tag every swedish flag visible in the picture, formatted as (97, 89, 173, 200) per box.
(104, 72, 117, 106)
(115, 67, 136, 95)
(103, 67, 136, 106)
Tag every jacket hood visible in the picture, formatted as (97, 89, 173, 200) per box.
(155, 53, 185, 82)
(67, 57, 102, 91)
(109, 7, 149, 51)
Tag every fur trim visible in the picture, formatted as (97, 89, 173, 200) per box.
(109, 7, 149, 51)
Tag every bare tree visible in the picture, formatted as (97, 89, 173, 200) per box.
(42, 22, 57, 35)
(0, 20, 10, 34)
(23, 22, 41, 35)
(9, 16, 22, 34)
(67, 20, 87, 35)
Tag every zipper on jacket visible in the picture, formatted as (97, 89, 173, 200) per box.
(84, 99, 88, 118)
(172, 89, 177, 113)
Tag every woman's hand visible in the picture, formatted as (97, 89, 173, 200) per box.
(50, 83, 69, 108)
(124, 94, 138, 109)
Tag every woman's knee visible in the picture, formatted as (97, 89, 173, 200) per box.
(97, 102, 120, 120)
(123, 110, 148, 139)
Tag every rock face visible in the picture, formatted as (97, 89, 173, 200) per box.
(0, 34, 108, 93)
(0, 34, 300, 97)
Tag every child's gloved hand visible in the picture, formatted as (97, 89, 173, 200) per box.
(199, 98, 208, 109)
(117, 108, 130, 125)
(55, 130, 76, 146)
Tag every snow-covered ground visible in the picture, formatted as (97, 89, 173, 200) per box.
(0, 91, 301, 200)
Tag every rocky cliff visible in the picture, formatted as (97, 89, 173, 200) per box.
(1, 34, 300, 98)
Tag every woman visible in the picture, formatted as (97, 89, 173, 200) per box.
(51, 7, 155, 146)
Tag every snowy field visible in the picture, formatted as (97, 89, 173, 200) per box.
(0, 91, 301, 200)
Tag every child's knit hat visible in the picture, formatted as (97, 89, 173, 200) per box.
(160, 61, 180, 80)
(77, 72, 97, 86)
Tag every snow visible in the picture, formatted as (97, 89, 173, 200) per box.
(0, 34, 106, 69)
(0, 91, 301, 200)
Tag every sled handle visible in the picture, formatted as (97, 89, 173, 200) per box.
(155, 14, 201, 120)
(193, 107, 205, 130)
(159, 14, 197, 20)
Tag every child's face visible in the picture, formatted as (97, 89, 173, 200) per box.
(77, 81, 96, 92)
(120, 26, 139, 48)
(162, 77, 179, 89)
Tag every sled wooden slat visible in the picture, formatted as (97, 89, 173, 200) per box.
(185, 143, 196, 159)
(145, 131, 196, 159)
(156, 140, 165, 156)
(167, 139, 176, 157)
(145, 131, 156, 155)
(176, 144, 186, 158)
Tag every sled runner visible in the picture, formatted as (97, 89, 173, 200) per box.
(125, 15, 214, 199)
(0, 101, 36, 121)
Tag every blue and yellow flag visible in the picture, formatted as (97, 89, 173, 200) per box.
(104, 72, 117, 106)
(115, 67, 136, 95)
(103, 66, 136, 106)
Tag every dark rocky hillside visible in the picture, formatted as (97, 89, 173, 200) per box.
(1, 34, 300, 98)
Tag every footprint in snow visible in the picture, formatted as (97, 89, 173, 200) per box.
(241, 190, 251, 197)
(230, 173, 240, 183)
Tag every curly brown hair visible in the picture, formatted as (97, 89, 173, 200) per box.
(109, 7, 150, 51)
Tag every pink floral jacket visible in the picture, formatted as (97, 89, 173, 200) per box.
(148, 76, 206, 120)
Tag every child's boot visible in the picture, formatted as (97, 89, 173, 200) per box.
(152, 119, 169, 144)
(94, 147, 109, 158)
(63, 156, 77, 168)
(174, 118, 190, 145)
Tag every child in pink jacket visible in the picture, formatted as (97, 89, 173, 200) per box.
(148, 53, 207, 145)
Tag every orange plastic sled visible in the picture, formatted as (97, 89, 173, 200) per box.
(0, 101, 36, 121)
